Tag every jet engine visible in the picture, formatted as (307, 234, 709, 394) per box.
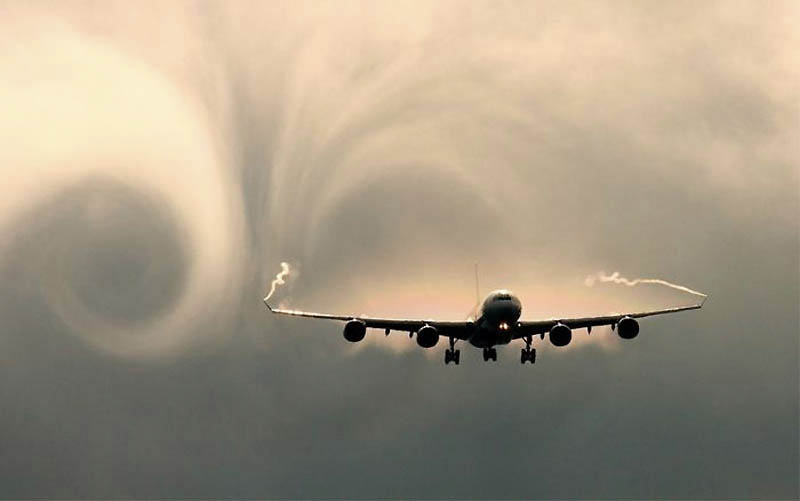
(617, 316, 640, 339)
(343, 319, 367, 342)
(416, 325, 440, 348)
(549, 323, 572, 347)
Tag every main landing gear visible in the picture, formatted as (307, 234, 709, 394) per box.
(444, 337, 460, 365)
(482, 347, 498, 362)
(521, 336, 536, 364)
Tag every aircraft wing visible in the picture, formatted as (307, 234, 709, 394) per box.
(514, 299, 706, 339)
(264, 300, 475, 339)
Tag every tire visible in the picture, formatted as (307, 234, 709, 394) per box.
(454, 350, 460, 364)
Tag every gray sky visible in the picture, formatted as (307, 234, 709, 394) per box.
(0, 1, 797, 498)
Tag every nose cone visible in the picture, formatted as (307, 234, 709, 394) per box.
(482, 290, 522, 326)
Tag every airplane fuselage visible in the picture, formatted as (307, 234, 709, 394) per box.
(469, 289, 523, 348)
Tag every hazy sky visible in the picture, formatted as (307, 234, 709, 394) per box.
(0, 1, 797, 498)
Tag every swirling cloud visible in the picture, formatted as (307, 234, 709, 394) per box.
(0, 20, 244, 358)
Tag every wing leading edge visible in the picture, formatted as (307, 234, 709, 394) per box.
(263, 299, 474, 338)
(264, 296, 706, 341)
(514, 298, 707, 338)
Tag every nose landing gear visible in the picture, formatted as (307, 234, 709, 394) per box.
(444, 336, 460, 365)
(482, 347, 498, 362)
(521, 336, 536, 364)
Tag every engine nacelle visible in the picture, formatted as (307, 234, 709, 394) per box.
(549, 323, 572, 347)
(343, 319, 366, 343)
(617, 316, 640, 340)
(416, 325, 440, 348)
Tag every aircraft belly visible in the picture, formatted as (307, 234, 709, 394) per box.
(468, 326, 513, 348)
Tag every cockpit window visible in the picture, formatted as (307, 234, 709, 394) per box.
(496, 293, 512, 300)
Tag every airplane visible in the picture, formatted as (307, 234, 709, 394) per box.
(263, 277, 706, 365)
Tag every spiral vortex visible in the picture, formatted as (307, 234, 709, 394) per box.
(0, 23, 244, 358)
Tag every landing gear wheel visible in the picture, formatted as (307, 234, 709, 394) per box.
(520, 348, 537, 364)
(445, 337, 460, 365)
(521, 336, 536, 364)
(484, 348, 497, 362)
(445, 348, 461, 365)
(490, 348, 497, 361)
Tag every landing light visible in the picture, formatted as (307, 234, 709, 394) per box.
(500, 322, 509, 330)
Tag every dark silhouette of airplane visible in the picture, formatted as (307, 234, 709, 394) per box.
(264, 274, 705, 365)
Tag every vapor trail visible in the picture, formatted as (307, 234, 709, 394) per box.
(264, 262, 291, 302)
(585, 271, 707, 298)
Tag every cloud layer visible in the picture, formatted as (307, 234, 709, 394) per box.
(0, 1, 796, 498)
